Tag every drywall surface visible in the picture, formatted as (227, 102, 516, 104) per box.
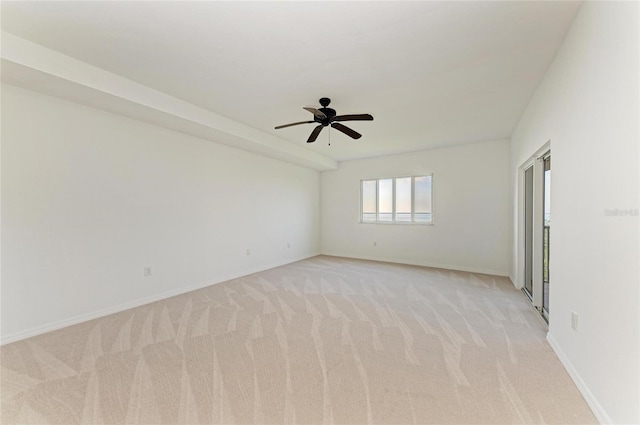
(321, 139, 510, 276)
(510, 2, 639, 423)
(1, 84, 320, 342)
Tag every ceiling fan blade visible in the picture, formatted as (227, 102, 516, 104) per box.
(274, 120, 314, 129)
(331, 123, 362, 139)
(332, 114, 374, 122)
(303, 107, 327, 119)
(307, 125, 324, 143)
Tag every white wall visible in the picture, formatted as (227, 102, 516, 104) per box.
(321, 139, 510, 276)
(1, 84, 320, 343)
(510, 2, 639, 423)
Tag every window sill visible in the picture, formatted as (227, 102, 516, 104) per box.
(359, 221, 434, 226)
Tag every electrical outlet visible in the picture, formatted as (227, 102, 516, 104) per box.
(144, 267, 152, 277)
(287, 242, 291, 249)
(373, 241, 377, 247)
(571, 312, 578, 331)
(246, 249, 251, 256)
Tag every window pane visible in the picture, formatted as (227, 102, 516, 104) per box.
(378, 179, 393, 221)
(362, 180, 377, 222)
(414, 176, 432, 223)
(395, 177, 412, 222)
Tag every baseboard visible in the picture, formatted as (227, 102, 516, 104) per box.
(546, 333, 610, 425)
(508, 274, 523, 290)
(321, 252, 509, 277)
(0, 253, 318, 345)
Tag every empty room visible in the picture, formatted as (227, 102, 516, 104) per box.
(1, 1, 638, 424)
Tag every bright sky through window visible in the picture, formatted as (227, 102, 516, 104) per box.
(362, 180, 376, 216)
(378, 179, 393, 221)
(395, 177, 411, 221)
(361, 175, 432, 224)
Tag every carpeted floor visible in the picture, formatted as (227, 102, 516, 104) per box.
(1, 256, 596, 424)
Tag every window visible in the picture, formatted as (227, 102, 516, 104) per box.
(361, 175, 433, 224)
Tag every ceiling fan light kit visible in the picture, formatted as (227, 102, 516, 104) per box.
(275, 98, 373, 144)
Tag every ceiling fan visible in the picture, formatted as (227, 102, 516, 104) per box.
(275, 98, 373, 143)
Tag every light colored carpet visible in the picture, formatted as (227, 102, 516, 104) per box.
(1, 256, 596, 424)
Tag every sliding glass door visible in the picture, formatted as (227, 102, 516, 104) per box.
(521, 150, 550, 322)
(524, 165, 534, 299)
(542, 154, 551, 319)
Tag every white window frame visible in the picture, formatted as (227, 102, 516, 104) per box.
(360, 174, 434, 225)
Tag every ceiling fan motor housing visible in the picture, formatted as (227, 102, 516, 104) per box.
(315, 98, 336, 125)
(317, 108, 336, 125)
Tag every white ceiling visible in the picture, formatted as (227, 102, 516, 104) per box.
(1, 1, 581, 163)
